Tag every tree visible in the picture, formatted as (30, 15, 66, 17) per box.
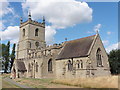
(3, 41, 10, 73)
(10, 43, 16, 71)
(108, 49, 120, 75)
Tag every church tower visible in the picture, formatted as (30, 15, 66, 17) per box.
(16, 12, 46, 59)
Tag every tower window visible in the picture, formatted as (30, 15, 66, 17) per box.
(96, 48, 102, 67)
(23, 29, 25, 36)
(35, 28, 39, 36)
(29, 42, 31, 48)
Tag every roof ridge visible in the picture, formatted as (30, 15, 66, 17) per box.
(67, 34, 96, 43)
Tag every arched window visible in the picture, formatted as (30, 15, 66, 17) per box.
(77, 60, 80, 69)
(23, 29, 25, 36)
(35, 28, 39, 36)
(48, 59, 52, 72)
(68, 60, 72, 71)
(28, 63, 31, 72)
(29, 42, 31, 48)
(96, 48, 102, 66)
(80, 60, 83, 68)
(35, 42, 39, 48)
(36, 62, 38, 72)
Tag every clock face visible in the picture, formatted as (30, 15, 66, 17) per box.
(35, 42, 39, 47)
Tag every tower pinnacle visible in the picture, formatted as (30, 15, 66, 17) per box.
(20, 17, 23, 24)
(28, 10, 31, 20)
(43, 16, 45, 24)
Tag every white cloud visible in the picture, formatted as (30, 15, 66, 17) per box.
(87, 24, 102, 34)
(107, 31, 111, 35)
(106, 42, 120, 53)
(102, 40, 109, 46)
(0, 26, 19, 44)
(45, 26, 56, 45)
(87, 31, 93, 34)
(94, 24, 101, 32)
(22, 0, 93, 44)
(0, 20, 5, 30)
(22, 0, 93, 29)
(0, 0, 14, 17)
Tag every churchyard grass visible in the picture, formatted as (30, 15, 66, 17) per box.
(52, 75, 118, 88)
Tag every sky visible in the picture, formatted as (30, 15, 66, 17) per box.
(0, 0, 119, 53)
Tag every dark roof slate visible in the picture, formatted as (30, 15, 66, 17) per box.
(16, 60, 27, 71)
(56, 35, 96, 60)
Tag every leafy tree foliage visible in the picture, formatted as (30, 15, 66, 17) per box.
(1, 41, 16, 73)
(4, 41, 10, 73)
(10, 43, 16, 71)
(108, 49, 120, 75)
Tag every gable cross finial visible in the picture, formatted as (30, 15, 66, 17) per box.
(43, 16, 45, 24)
(96, 29, 99, 35)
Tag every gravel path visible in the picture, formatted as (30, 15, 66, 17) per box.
(3, 77, 31, 88)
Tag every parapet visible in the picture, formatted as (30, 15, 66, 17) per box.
(20, 19, 45, 28)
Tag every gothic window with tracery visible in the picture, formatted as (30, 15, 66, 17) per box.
(96, 48, 102, 66)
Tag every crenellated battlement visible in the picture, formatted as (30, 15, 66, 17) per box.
(19, 11, 45, 28)
(20, 19, 45, 28)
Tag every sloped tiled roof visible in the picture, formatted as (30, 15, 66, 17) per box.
(56, 35, 96, 60)
(16, 60, 27, 71)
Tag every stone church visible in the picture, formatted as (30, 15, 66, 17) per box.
(11, 13, 111, 79)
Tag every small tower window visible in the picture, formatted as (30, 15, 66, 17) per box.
(35, 28, 39, 36)
(29, 42, 31, 48)
(23, 29, 25, 36)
